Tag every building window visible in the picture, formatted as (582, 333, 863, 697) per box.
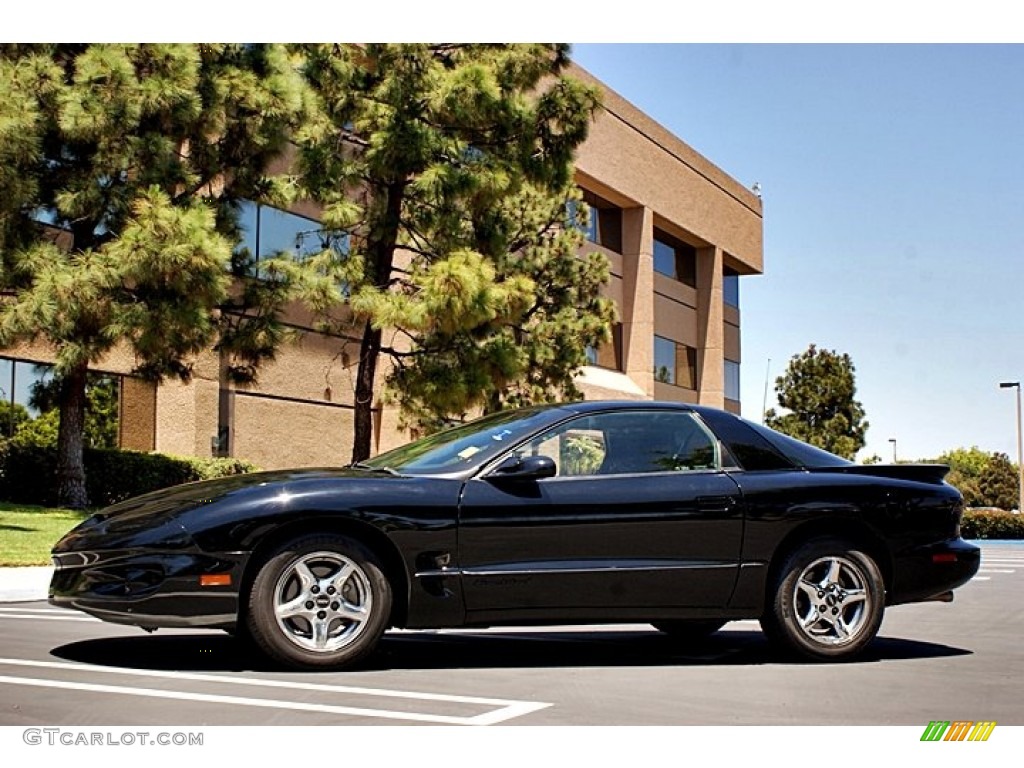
(653, 336, 697, 390)
(234, 201, 349, 278)
(653, 229, 697, 288)
(584, 323, 623, 371)
(724, 359, 741, 402)
(0, 357, 119, 447)
(724, 267, 740, 308)
(577, 189, 622, 253)
(1, 358, 54, 432)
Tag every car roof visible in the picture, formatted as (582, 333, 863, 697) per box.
(556, 399, 707, 415)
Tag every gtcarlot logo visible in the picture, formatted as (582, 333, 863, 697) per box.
(920, 721, 996, 742)
(22, 729, 203, 747)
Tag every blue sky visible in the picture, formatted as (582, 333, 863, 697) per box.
(2, 23, 1019, 462)
(571, 44, 1024, 462)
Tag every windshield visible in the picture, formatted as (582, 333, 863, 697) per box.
(362, 406, 567, 475)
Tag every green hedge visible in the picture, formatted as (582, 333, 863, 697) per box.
(961, 509, 1024, 540)
(0, 441, 256, 509)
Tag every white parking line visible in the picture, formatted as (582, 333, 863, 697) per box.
(0, 657, 550, 725)
(0, 614, 98, 622)
(0, 607, 99, 622)
(980, 560, 1024, 565)
(978, 569, 1016, 574)
(0, 610, 69, 618)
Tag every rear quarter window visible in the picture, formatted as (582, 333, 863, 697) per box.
(694, 411, 794, 471)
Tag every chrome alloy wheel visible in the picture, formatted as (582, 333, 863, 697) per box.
(273, 551, 373, 653)
(791, 555, 871, 647)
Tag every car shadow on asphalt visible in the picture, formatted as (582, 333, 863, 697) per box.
(50, 627, 971, 673)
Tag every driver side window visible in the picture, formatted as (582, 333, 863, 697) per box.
(521, 425, 607, 477)
(516, 410, 719, 477)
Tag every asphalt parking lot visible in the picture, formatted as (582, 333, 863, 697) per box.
(1, 543, 1022, 726)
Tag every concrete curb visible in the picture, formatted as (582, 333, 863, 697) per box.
(0, 566, 53, 603)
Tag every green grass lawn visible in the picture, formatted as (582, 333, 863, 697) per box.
(0, 502, 90, 566)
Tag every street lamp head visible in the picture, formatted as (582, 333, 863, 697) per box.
(999, 381, 1020, 389)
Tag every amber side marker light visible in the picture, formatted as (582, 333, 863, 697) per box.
(932, 553, 958, 564)
(199, 574, 232, 587)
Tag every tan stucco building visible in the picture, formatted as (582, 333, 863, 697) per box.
(0, 65, 763, 470)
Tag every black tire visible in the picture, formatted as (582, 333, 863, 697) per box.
(245, 534, 392, 670)
(651, 619, 726, 642)
(761, 537, 884, 661)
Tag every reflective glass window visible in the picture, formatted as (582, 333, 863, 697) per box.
(584, 323, 623, 371)
(725, 359, 741, 401)
(724, 267, 740, 307)
(654, 336, 697, 390)
(653, 229, 697, 287)
(579, 189, 622, 253)
(234, 201, 349, 278)
(13, 361, 53, 416)
(654, 335, 677, 385)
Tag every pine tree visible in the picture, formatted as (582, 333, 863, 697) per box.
(0, 44, 313, 507)
(296, 44, 614, 459)
(765, 344, 869, 460)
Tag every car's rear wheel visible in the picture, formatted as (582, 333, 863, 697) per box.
(246, 534, 391, 669)
(651, 619, 726, 642)
(761, 537, 884, 661)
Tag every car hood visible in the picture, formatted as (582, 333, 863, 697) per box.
(62, 468, 402, 542)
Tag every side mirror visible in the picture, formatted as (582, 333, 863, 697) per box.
(487, 454, 557, 482)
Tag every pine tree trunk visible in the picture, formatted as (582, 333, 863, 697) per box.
(351, 320, 382, 463)
(56, 361, 89, 509)
(350, 180, 405, 463)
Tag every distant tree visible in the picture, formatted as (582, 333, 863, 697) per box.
(861, 453, 882, 465)
(0, 400, 29, 437)
(934, 446, 1020, 510)
(0, 44, 313, 507)
(936, 446, 990, 507)
(764, 344, 868, 460)
(979, 452, 1018, 511)
(10, 410, 58, 447)
(296, 43, 612, 460)
(82, 376, 119, 448)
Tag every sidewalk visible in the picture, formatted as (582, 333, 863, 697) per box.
(0, 566, 53, 602)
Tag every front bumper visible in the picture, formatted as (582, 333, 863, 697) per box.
(890, 537, 981, 605)
(49, 549, 248, 630)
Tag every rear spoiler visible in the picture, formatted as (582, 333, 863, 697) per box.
(807, 464, 951, 484)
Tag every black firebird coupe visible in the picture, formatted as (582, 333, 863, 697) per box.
(50, 401, 980, 668)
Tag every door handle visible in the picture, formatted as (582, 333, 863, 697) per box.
(696, 495, 736, 514)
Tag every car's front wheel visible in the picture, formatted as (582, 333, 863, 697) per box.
(246, 534, 391, 669)
(761, 537, 884, 661)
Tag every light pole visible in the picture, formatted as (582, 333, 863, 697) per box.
(999, 381, 1023, 514)
(888, 438, 897, 463)
(761, 358, 771, 424)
